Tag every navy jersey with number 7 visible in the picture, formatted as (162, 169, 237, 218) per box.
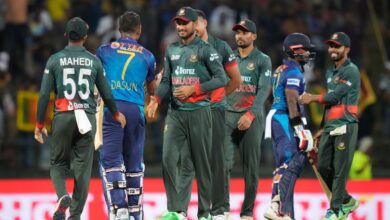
(97, 38, 156, 106)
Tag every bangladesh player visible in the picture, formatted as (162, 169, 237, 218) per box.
(97, 11, 156, 220)
(34, 17, 126, 220)
(300, 32, 360, 220)
(177, 9, 241, 219)
(224, 19, 272, 219)
(147, 6, 227, 220)
(263, 33, 315, 220)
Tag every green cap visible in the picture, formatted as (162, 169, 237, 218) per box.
(232, 19, 256, 33)
(172, 7, 197, 22)
(325, 32, 351, 47)
(65, 17, 89, 41)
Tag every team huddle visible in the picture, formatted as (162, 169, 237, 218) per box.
(34, 5, 361, 220)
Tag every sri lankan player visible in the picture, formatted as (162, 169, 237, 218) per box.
(263, 33, 315, 220)
(96, 11, 156, 220)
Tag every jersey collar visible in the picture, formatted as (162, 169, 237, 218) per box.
(234, 47, 259, 59)
(179, 35, 201, 47)
(283, 59, 301, 69)
(117, 37, 138, 43)
(331, 58, 351, 71)
(65, 45, 86, 51)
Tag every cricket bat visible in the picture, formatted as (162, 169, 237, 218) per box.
(94, 100, 104, 150)
(307, 139, 332, 201)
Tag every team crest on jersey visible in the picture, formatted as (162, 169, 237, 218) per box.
(190, 54, 198, 62)
(334, 76, 340, 83)
(337, 142, 346, 150)
(111, 42, 120, 49)
(247, 62, 255, 71)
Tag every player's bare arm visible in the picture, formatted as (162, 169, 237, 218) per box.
(285, 88, 301, 119)
(300, 92, 321, 104)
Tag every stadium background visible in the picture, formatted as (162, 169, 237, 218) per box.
(0, 0, 389, 219)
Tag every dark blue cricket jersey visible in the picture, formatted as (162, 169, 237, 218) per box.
(271, 59, 305, 113)
(97, 37, 156, 106)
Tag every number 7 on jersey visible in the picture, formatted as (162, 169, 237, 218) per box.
(117, 50, 135, 80)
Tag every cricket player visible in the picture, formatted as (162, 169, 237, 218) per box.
(300, 32, 360, 220)
(177, 9, 241, 219)
(147, 6, 227, 220)
(34, 17, 126, 220)
(263, 33, 315, 220)
(224, 19, 272, 219)
(96, 11, 156, 220)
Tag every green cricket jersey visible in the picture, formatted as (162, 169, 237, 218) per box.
(36, 45, 118, 127)
(157, 36, 227, 110)
(320, 59, 360, 132)
(207, 35, 238, 108)
(226, 47, 272, 117)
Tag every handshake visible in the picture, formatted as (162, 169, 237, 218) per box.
(293, 124, 315, 152)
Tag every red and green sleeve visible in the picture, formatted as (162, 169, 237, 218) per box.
(319, 68, 358, 104)
(247, 55, 272, 119)
(195, 46, 227, 95)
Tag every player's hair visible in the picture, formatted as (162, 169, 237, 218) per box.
(118, 11, 141, 33)
(196, 9, 207, 20)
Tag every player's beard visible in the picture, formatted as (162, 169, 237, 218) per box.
(236, 40, 250, 48)
(178, 29, 195, 40)
(330, 52, 344, 62)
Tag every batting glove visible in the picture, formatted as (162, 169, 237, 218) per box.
(294, 124, 314, 152)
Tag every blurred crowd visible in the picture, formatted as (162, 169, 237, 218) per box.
(0, 0, 389, 177)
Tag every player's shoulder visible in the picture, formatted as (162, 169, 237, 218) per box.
(83, 50, 100, 62)
(209, 35, 229, 48)
(344, 60, 360, 74)
(253, 48, 270, 61)
(280, 62, 302, 78)
(274, 64, 288, 74)
(141, 46, 155, 60)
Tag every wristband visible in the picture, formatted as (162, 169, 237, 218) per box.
(290, 116, 303, 126)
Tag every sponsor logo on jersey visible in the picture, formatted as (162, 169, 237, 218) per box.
(241, 76, 252, 82)
(209, 53, 219, 61)
(174, 66, 195, 75)
(189, 54, 198, 62)
(286, 78, 300, 86)
(171, 54, 180, 60)
(247, 62, 255, 70)
(228, 54, 235, 62)
(111, 42, 120, 49)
